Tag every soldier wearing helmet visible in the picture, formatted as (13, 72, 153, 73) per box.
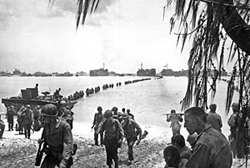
(21, 104, 33, 139)
(121, 113, 142, 164)
(91, 106, 104, 146)
(37, 104, 74, 168)
(96, 109, 124, 168)
(6, 105, 16, 131)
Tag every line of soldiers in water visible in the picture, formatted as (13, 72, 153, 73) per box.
(66, 77, 156, 101)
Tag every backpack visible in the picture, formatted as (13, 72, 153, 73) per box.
(115, 120, 122, 148)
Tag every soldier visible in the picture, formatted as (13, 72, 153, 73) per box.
(17, 106, 25, 134)
(207, 104, 223, 132)
(60, 106, 74, 129)
(166, 109, 183, 136)
(6, 105, 16, 131)
(36, 104, 74, 168)
(21, 104, 33, 139)
(91, 106, 104, 146)
(0, 115, 5, 139)
(97, 110, 124, 168)
(171, 134, 192, 160)
(121, 113, 142, 164)
(184, 107, 232, 168)
(126, 109, 134, 120)
(227, 102, 245, 161)
(163, 145, 187, 168)
(33, 105, 41, 132)
(33, 105, 41, 120)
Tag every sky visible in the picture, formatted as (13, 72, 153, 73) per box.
(0, 0, 192, 74)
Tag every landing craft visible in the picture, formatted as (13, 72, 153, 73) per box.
(1, 85, 77, 113)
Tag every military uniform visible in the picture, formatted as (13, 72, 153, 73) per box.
(185, 125, 232, 168)
(97, 110, 124, 168)
(92, 110, 104, 145)
(41, 120, 73, 168)
(0, 117, 5, 138)
(166, 112, 183, 136)
(121, 116, 142, 162)
(37, 104, 74, 168)
(21, 105, 33, 139)
(207, 112, 223, 132)
(6, 106, 16, 131)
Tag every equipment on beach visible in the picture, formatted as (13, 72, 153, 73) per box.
(136, 130, 148, 145)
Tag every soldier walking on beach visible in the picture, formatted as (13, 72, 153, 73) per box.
(97, 110, 124, 168)
(112, 107, 123, 121)
(91, 106, 104, 146)
(17, 106, 25, 134)
(21, 104, 33, 139)
(206, 104, 223, 132)
(184, 107, 232, 168)
(36, 104, 74, 168)
(166, 109, 183, 136)
(121, 113, 142, 164)
(6, 106, 16, 131)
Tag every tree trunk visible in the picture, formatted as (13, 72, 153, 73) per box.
(220, 1, 250, 55)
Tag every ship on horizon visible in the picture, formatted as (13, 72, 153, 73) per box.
(136, 63, 156, 77)
(89, 63, 109, 76)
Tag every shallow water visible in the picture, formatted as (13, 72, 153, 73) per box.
(0, 76, 235, 140)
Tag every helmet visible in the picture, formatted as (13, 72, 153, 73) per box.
(171, 109, 176, 114)
(26, 104, 31, 108)
(112, 107, 118, 112)
(97, 106, 102, 112)
(231, 102, 239, 110)
(104, 110, 113, 118)
(41, 104, 58, 117)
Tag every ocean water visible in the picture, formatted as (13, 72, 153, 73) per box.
(0, 76, 234, 140)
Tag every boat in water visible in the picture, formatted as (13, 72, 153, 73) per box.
(89, 63, 109, 76)
(1, 84, 77, 112)
(136, 63, 156, 76)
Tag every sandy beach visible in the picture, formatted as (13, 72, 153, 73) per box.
(0, 117, 170, 168)
(0, 117, 249, 168)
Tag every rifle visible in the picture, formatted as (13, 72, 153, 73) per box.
(136, 130, 148, 145)
(35, 130, 45, 166)
(162, 113, 184, 116)
(35, 140, 45, 166)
